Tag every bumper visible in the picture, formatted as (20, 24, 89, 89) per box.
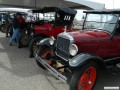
(34, 53, 67, 83)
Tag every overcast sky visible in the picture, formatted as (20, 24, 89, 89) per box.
(76, 0, 120, 20)
(89, 0, 120, 9)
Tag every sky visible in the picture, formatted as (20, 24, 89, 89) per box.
(89, 0, 120, 9)
(76, 0, 120, 20)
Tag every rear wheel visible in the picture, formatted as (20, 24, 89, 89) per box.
(29, 37, 43, 58)
(0, 24, 5, 33)
(18, 32, 31, 48)
(70, 62, 97, 90)
(36, 46, 53, 69)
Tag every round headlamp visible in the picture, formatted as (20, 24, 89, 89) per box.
(69, 44, 78, 56)
(49, 36, 55, 45)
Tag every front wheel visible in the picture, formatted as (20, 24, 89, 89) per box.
(0, 24, 5, 33)
(18, 32, 31, 48)
(36, 46, 53, 69)
(70, 62, 97, 90)
(29, 37, 43, 58)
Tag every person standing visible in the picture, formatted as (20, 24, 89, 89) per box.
(19, 13, 26, 30)
(9, 12, 21, 46)
(4, 14, 9, 37)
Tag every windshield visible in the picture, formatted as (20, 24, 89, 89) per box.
(43, 12, 55, 21)
(32, 12, 55, 22)
(84, 14, 119, 33)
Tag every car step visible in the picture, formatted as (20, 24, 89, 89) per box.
(116, 63, 120, 68)
(34, 53, 67, 83)
(107, 65, 120, 74)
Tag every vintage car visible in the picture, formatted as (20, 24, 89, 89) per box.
(34, 9, 120, 90)
(29, 7, 77, 58)
(0, 13, 8, 33)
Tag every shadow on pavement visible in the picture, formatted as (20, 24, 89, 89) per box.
(0, 37, 45, 77)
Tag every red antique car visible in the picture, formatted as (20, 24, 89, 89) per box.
(29, 7, 77, 58)
(34, 9, 120, 90)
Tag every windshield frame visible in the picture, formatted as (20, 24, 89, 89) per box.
(83, 13, 120, 34)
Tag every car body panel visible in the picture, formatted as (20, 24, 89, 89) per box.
(69, 30, 113, 58)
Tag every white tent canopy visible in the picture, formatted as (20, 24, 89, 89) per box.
(66, 0, 105, 10)
(0, 0, 104, 10)
(0, 8, 30, 13)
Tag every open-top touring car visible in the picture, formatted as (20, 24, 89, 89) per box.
(29, 7, 77, 58)
(34, 9, 120, 90)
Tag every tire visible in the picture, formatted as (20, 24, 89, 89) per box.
(29, 36, 43, 58)
(36, 46, 52, 69)
(18, 32, 31, 48)
(70, 62, 98, 90)
(0, 24, 5, 33)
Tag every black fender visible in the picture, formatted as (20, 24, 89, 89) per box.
(38, 38, 50, 46)
(38, 38, 56, 51)
(69, 53, 106, 69)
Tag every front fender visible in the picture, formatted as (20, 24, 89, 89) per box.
(38, 38, 56, 50)
(38, 38, 50, 46)
(69, 53, 106, 69)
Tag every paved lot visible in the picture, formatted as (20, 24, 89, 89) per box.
(0, 32, 120, 90)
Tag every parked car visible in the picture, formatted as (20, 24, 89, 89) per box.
(0, 13, 8, 33)
(34, 9, 120, 90)
(29, 7, 77, 58)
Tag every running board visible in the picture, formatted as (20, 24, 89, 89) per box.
(107, 65, 120, 74)
(34, 53, 67, 83)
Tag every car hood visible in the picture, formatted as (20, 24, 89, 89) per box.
(69, 30, 110, 43)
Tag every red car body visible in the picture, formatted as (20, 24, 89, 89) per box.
(70, 30, 114, 58)
(34, 24, 71, 38)
(31, 7, 77, 38)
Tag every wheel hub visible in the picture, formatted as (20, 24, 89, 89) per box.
(78, 67, 96, 90)
(88, 81, 92, 84)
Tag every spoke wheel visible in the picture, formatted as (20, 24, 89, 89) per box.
(21, 34, 29, 45)
(32, 41, 39, 53)
(70, 62, 98, 90)
(29, 37, 43, 58)
(78, 67, 96, 90)
(40, 47, 51, 59)
(1, 25, 5, 33)
(36, 46, 53, 69)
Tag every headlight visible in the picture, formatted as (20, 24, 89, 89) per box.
(69, 44, 78, 56)
(49, 36, 55, 45)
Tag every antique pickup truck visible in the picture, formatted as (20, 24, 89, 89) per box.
(34, 9, 120, 90)
(29, 7, 77, 57)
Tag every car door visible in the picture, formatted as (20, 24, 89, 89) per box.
(111, 29, 120, 57)
(98, 36, 112, 58)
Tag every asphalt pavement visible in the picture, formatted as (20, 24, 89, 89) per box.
(0, 32, 120, 90)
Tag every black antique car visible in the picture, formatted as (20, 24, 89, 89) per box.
(29, 7, 77, 57)
(34, 9, 120, 90)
